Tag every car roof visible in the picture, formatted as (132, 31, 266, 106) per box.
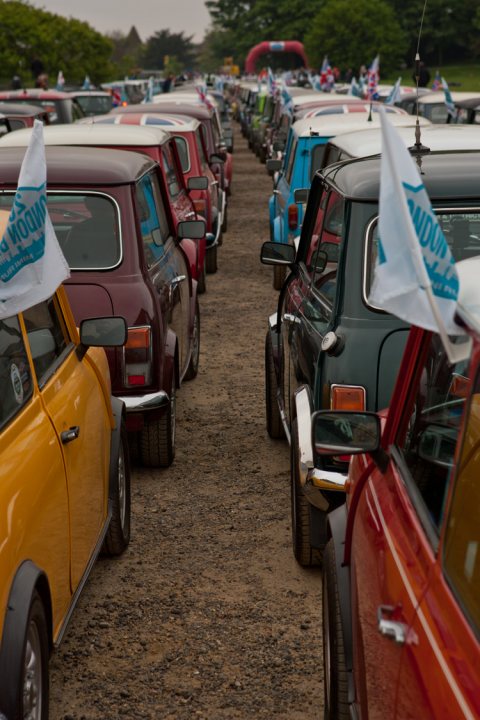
(291, 113, 430, 139)
(327, 124, 480, 157)
(418, 91, 480, 105)
(68, 90, 112, 98)
(0, 101, 48, 116)
(292, 92, 364, 107)
(0, 145, 155, 185)
(84, 112, 200, 132)
(301, 103, 406, 118)
(112, 102, 213, 119)
(321, 151, 480, 201)
(0, 123, 171, 148)
(0, 89, 73, 100)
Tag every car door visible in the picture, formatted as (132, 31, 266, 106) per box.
(22, 295, 111, 590)
(136, 170, 190, 378)
(395, 357, 480, 719)
(351, 333, 471, 719)
(161, 140, 196, 225)
(274, 134, 297, 244)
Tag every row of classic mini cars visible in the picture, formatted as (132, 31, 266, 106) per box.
(237, 74, 480, 717)
(0, 85, 233, 718)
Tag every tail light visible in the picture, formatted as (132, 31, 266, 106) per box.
(123, 326, 152, 387)
(288, 203, 298, 230)
(193, 199, 206, 215)
(330, 385, 366, 411)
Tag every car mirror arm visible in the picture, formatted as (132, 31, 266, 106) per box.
(370, 446, 389, 473)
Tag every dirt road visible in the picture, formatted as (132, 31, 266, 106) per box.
(49, 127, 324, 720)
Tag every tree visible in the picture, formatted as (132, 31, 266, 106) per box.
(141, 30, 196, 71)
(304, 0, 406, 75)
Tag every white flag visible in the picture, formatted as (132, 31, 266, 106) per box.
(369, 109, 462, 336)
(0, 120, 70, 319)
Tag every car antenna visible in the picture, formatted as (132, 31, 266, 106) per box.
(409, 0, 430, 170)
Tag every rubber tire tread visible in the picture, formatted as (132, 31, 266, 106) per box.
(140, 384, 175, 468)
(12, 592, 49, 720)
(104, 423, 131, 556)
(323, 539, 349, 720)
(265, 332, 285, 439)
(185, 300, 200, 380)
(273, 264, 286, 290)
(206, 245, 218, 274)
(291, 419, 323, 567)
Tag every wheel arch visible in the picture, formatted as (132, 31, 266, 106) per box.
(0, 561, 52, 714)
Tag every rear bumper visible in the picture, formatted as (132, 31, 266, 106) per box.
(119, 390, 169, 413)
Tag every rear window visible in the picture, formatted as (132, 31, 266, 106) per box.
(74, 95, 113, 116)
(0, 192, 121, 270)
(364, 210, 480, 306)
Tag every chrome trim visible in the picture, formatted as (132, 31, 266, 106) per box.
(119, 389, 169, 412)
(307, 468, 347, 491)
(268, 312, 277, 330)
(294, 386, 314, 487)
(363, 207, 480, 310)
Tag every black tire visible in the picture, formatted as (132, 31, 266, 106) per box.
(185, 300, 200, 380)
(273, 264, 286, 290)
(221, 204, 228, 233)
(323, 540, 349, 720)
(197, 262, 207, 294)
(290, 419, 323, 567)
(206, 244, 218, 274)
(104, 422, 131, 556)
(140, 375, 176, 468)
(1, 591, 50, 720)
(265, 332, 285, 439)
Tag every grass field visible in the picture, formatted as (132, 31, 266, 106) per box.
(383, 64, 480, 91)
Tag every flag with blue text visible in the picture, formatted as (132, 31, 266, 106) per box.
(0, 121, 70, 318)
(369, 109, 462, 334)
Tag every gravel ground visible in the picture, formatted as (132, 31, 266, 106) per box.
(49, 126, 324, 720)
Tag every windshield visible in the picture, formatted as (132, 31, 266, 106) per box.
(75, 95, 113, 116)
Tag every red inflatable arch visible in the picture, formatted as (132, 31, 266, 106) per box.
(244, 41, 308, 74)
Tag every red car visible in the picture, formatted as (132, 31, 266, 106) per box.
(0, 145, 204, 468)
(1, 123, 207, 292)
(312, 256, 480, 718)
(0, 89, 85, 123)
(90, 112, 223, 274)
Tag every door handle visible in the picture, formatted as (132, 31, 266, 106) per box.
(377, 605, 407, 644)
(61, 426, 80, 444)
(283, 313, 301, 325)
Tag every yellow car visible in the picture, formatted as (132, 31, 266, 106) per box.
(0, 286, 130, 720)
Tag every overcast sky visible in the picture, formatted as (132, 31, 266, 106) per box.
(29, 0, 211, 42)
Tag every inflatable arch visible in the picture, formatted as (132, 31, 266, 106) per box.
(244, 41, 308, 74)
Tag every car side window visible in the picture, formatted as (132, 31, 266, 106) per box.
(173, 136, 190, 173)
(136, 173, 171, 266)
(307, 190, 344, 273)
(285, 137, 297, 184)
(396, 334, 471, 538)
(195, 129, 207, 166)
(23, 297, 71, 386)
(443, 369, 480, 634)
(162, 144, 181, 199)
(0, 316, 33, 429)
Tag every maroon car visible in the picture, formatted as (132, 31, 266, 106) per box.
(0, 146, 204, 467)
(0, 89, 85, 124)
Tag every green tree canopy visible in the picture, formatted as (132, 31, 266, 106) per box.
(304, 0, 406, 75)
(0, 0, 114, 85)
(141, 29, 196, 71)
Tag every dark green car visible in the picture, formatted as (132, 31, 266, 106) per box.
(261, 150, 480, 566)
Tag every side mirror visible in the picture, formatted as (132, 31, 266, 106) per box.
(177, 219, 206, 239)
(266, 159, 282, 173)
(312, 410, 380, 460)
(80, 317, 127, 347)
(418, 424, 457, 468)
(294, 188, 309, 204)
(273, 141, 285, 152)
(260, 241, 295, 266)
(187, 176, 208, 191)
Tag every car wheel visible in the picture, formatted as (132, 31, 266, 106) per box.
(265, 332, 285, 439)
(1, 590, 50, 720)
(197, 262, 207, 294)
(206, 245, 218, 274)
(140, 375, 176, 468)
(291, 419, 323, 567)
(323, 539, 349, 719)
(185, 300, 200, 381)
(104, 422, 131, 556)
(221, 204, 228, 233)
(273, 264, 286, 290)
